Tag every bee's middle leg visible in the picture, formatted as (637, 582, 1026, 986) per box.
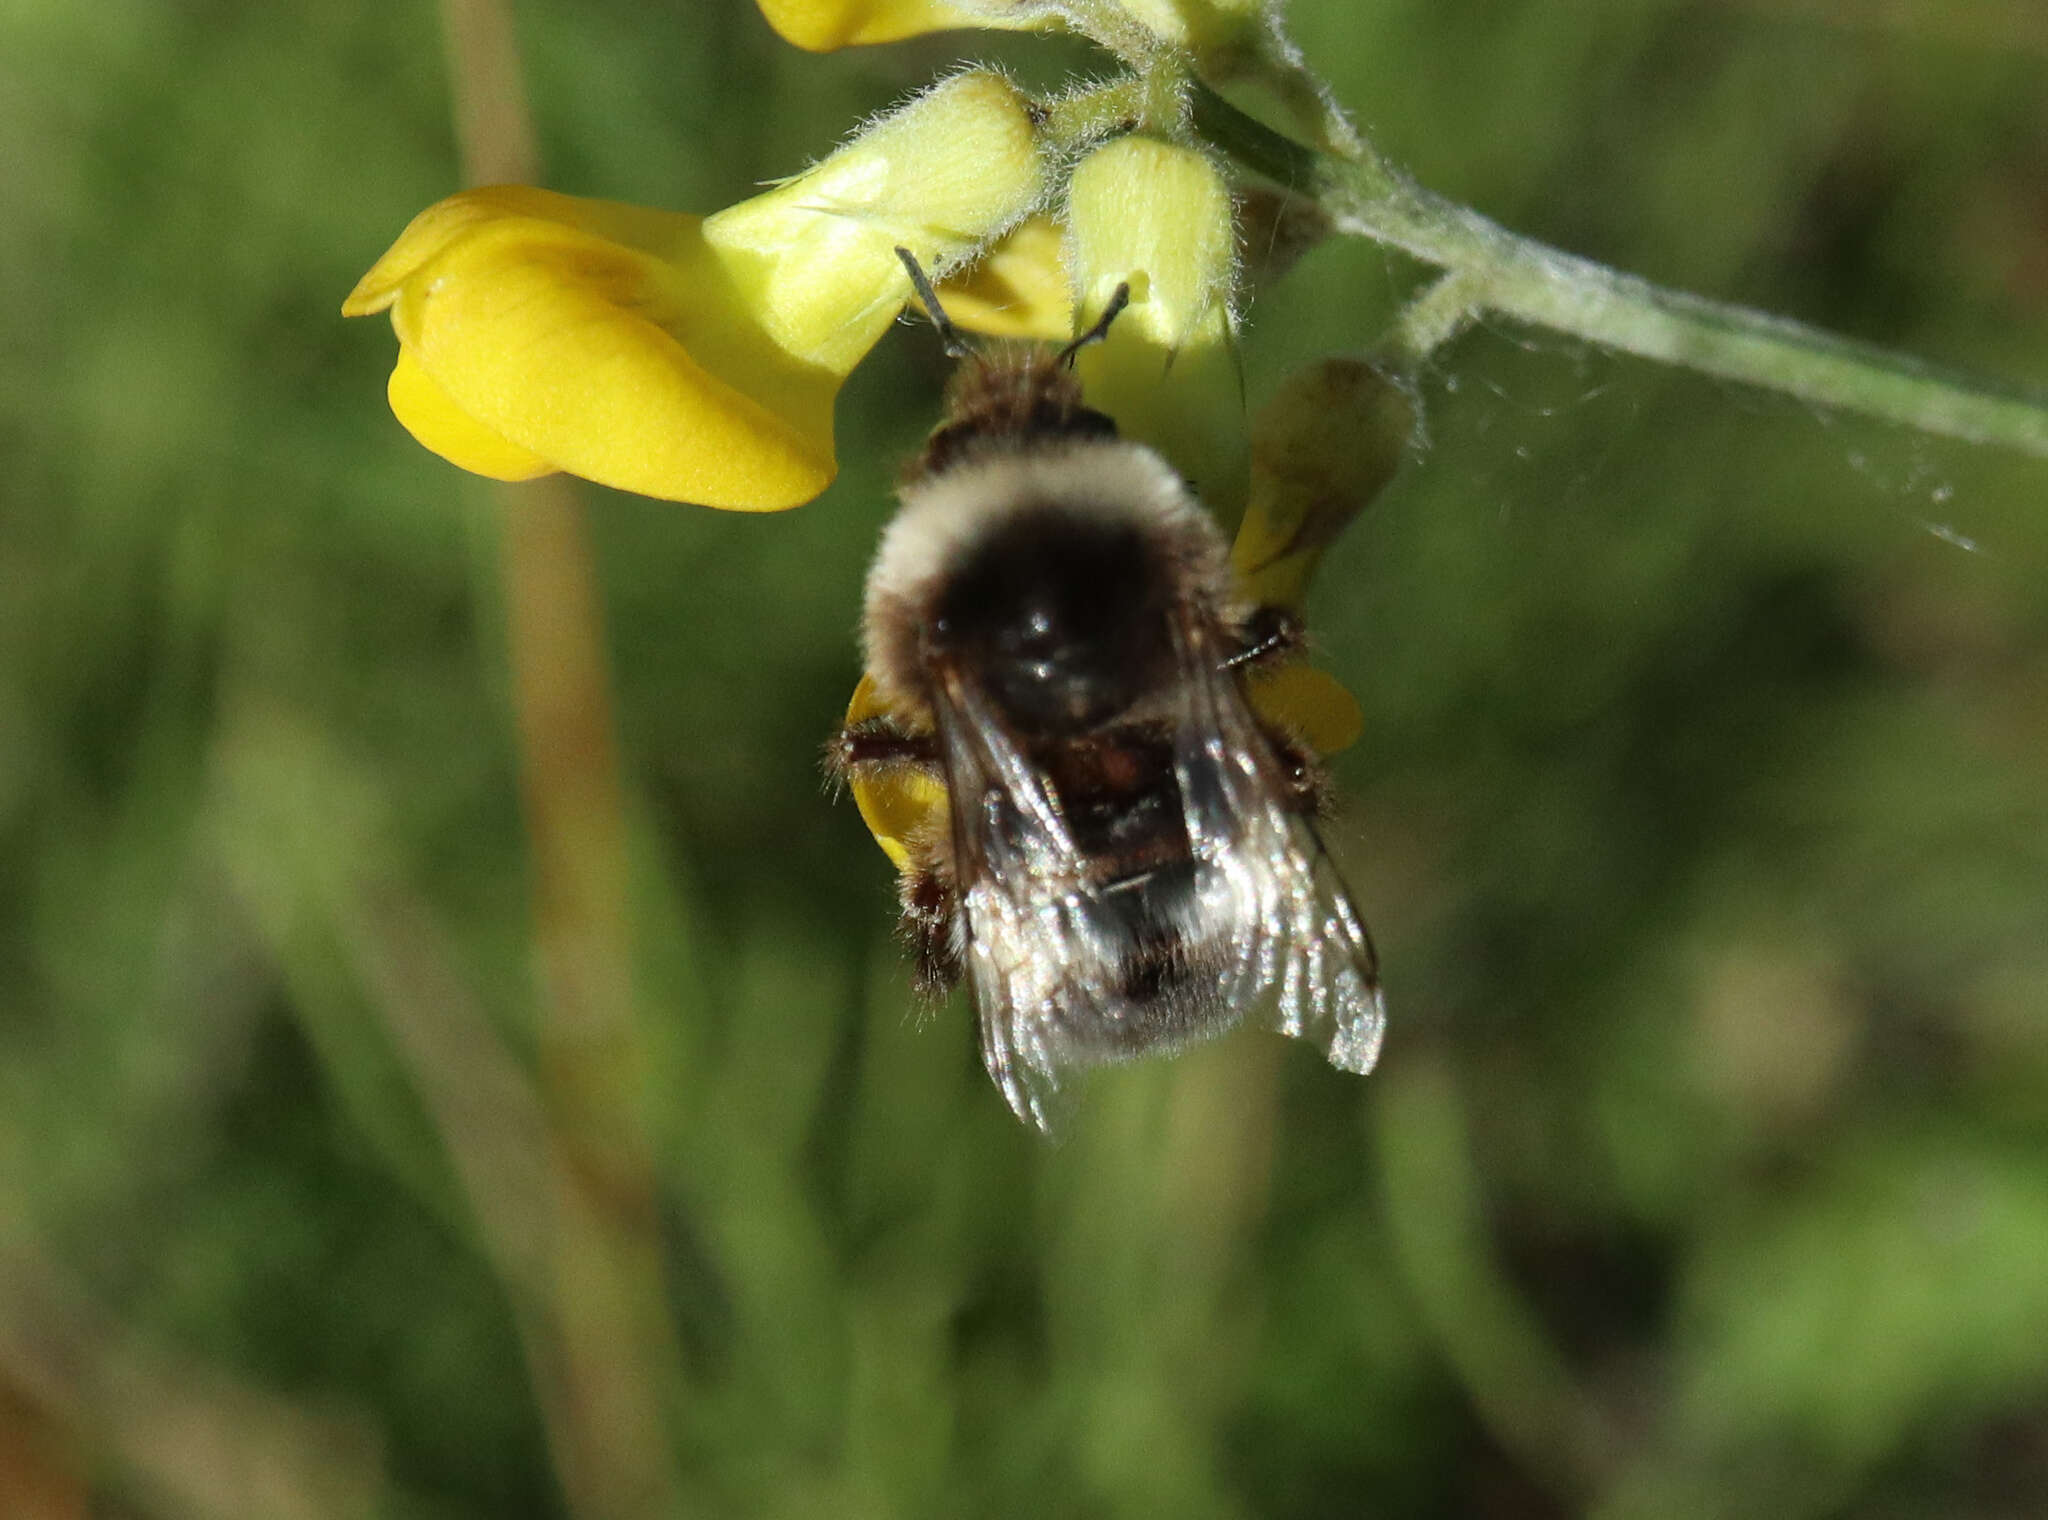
(1223, 605, 1307, 671)
(824, 718, 941, 786)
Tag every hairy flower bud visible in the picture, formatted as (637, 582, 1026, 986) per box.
(1062, 136, 1248, 524)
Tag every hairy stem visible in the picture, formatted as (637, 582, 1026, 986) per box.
(1378, 269, 1484, 369)
(1189, 81, 2048, 460)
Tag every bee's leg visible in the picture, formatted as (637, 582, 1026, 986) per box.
(1222, 605, 1307, 671)
(824, 718, 941, 787)
(829, 719, 962, 991)
(901, 863, 963, 996)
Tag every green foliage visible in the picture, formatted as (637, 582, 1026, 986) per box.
(2, 2, 2045, 1516)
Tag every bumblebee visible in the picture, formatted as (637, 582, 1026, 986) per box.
(830, 258, 1384, 1129)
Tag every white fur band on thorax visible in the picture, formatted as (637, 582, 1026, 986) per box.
(861, 438, 1230, 710)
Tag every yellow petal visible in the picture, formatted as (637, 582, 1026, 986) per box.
(350, 187, 835, 506)
(1067, 138, 1236, 353)
(1246, 663, 1364, 756)
(394, 212, 839, 509)
(935, 216, 1073, 341)
(343, 185, 651, 317)
(755, 0, 1047, 50)
(387, 345, 554, 481)
(844, 675, 947, 870)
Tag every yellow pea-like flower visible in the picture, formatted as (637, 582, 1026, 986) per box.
(755, 0, 1049, 51)
(347, 187, 837, 508)
(1063, 135, 1249, 528)
(750, 0, 1262, 60)
(1230, 357, 1415, 612)
(343, 71, 1045, 509)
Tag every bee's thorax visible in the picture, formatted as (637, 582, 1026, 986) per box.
(861, 437, 1238, 723)
(929, 509, 1174, 736)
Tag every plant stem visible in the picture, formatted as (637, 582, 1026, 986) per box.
(1040, 74, 1148, 155)
(1189, 80, 2048, 460)
(1373, 1053, 1617, 1505)
(438, 2, 686, 1516)
(1378, 269, 1484, 369)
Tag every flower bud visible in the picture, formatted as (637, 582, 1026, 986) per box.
(702, 70, 1045, 377)
(1063, 136, 1248, 525)
(343, 72, 1044, 509)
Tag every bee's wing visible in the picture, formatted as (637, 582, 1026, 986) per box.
(928, 626, 1385, 1133)
(1171, 614, 1388, 1078)
(928, 672, 1125, 1131)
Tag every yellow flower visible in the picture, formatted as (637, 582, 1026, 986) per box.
(755, 0, 1049, 51)
(1245, 662, 1363, 756)
(343, 71, 1045, 509)
(751, 0, 1261, 62)
(1062, 135, 1249, 527)
(1230, 357, 1415, 611)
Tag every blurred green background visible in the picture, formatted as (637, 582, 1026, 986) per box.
(3, 1, 2046, 1516)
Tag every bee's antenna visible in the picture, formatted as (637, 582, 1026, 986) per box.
(894, 246, 970, 359)
(1056, 283, 1131, 369)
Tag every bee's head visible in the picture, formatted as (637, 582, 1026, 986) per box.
(930, 506, 1173, 736)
